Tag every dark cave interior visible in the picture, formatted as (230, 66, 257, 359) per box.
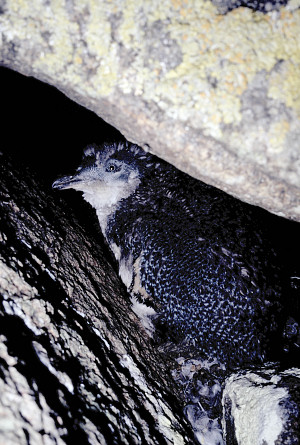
(1, 66, 122, 184)
(1, 65, 300, 324)
(1, 66, 123, 242)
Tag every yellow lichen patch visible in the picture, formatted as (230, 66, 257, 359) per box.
(3, 0, 300, 137)
(5, 0, 76, 71)
(153, 2, 300, 135)
(94, 57, 118, 95)
(117, 1, 138, 47)
(30, 0, 118, 95)
(269, 61, 300, 112)
(170, 0, 189, 10)
(269, 120, 291, 152)
(73, 53, 83, 65)
(85, 18, 112, 59)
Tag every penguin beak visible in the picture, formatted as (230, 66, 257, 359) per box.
(52, 175, 81, 190)
(52, 167, 102, 191)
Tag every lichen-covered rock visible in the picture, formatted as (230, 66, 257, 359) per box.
(0, 0, 300, 220)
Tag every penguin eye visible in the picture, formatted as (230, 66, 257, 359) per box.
(107, 164, 116, 172)
(105, 160, 122, 173)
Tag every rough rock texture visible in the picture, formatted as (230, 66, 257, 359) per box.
(0, 152, 196, 445)
(0, 0, 300, 220)
(1, 140, 300, 444)
(223, 368, 300, 444)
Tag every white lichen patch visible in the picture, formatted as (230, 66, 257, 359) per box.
(223, 371, 289, 445)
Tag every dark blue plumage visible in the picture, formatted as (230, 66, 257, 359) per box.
(53, 141, 284, 367)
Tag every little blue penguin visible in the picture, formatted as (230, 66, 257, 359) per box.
(52, 140, 284, 367)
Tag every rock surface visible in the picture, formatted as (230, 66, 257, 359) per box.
(0, 0, 300, 220)
(0, 152, 195, 445)
(223, 368, 300, 444)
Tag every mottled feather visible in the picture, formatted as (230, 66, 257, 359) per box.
(53, 141, 284, 367)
